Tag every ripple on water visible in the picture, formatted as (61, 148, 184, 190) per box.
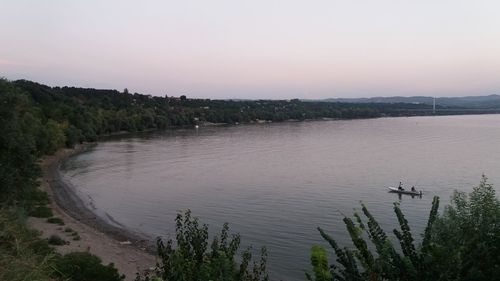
(61, 115, 500, 281)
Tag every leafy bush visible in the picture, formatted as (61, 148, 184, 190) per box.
(72, 235, 81, 241)
(24, 189, 50, 208)
(47, 234, 66, 245)
(308, 177, 500, 281)
(307, 196, 440, 281)
(306, 246, 331, 281)
(54, 252, 124, 281)
(29, 206, 53, 218)
(136, 210, 268, 281)
(64, 227, 74, 232)
(430, 175, 500, 280)
(46, 217, 65, 225)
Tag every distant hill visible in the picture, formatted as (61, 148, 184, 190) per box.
(321, 95, 500, 108)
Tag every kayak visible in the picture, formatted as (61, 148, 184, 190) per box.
(388, 186, 422, 196)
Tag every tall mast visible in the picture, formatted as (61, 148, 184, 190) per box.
(433, 97, 436, 114)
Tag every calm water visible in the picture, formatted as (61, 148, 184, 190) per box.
(61, 115, 500, 281)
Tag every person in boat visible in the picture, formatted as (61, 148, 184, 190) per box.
(411, 186, 416, 192)
(398, 181, 403, 191)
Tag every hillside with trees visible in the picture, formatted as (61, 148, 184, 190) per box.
(322, 95, 500, 109)
(1, 78, 499, 281)
(10, 79, 498, 149)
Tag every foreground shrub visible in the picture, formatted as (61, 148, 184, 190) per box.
(29, 205, 53, 218)
(46, 217, 65, 225)
(47, 234, 66, 245)
(307, 176, 500, 281)
(24, 189, 50, 208)
(54, 252, 124, 281)
(307, 196, 440, 281)
(136, 210, 268, 281)
(430, 175, 500, 280)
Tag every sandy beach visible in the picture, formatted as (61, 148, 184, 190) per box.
(28, 144, 156, 281)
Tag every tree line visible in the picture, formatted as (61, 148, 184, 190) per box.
(0, 77, 443, 202)
(8, 79, 442, 146)
(1, 78, 499, 280)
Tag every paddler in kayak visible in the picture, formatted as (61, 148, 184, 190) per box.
(411, 186, 416, 192)
(398, 181, 404, 191)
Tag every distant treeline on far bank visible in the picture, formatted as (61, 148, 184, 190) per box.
(2, 77, 500, 281)
(2, 78, 500, 149)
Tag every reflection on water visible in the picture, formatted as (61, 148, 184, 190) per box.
(61, 115, 500, 281)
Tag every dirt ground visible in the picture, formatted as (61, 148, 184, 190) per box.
(27, 145, 156, 281)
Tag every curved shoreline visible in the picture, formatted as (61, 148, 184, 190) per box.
(49, 143, 155, 251)
(31, 144, 156, 280)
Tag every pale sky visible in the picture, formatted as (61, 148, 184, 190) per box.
(1, 0, 500, 99)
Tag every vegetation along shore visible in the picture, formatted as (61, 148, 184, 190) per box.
(28, 144, 156, 280)
(1, 77, 499, 281)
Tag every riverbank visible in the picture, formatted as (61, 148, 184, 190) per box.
(27, 144, 156, 281)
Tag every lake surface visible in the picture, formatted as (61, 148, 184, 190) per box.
(60, 115, 500, 281)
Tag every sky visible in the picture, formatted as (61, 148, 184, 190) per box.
(1, 0, 500, 99)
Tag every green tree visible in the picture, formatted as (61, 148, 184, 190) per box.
(136, 210, 268, 281)
(430, 175, 500, 280)
(44, 119, 66, 154)
(0, 81, 40, 202)
(64, 124, 82, 147)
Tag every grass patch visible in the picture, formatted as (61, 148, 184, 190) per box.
(0, 209, 124, 281)
(29, 206, 53, 218)
(46, 217, 65, 225)
(0, 208, 57, 281)
(26, 189, 50, 206)
(47, 234, 66, 245)
(54, 252, 124, 281)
